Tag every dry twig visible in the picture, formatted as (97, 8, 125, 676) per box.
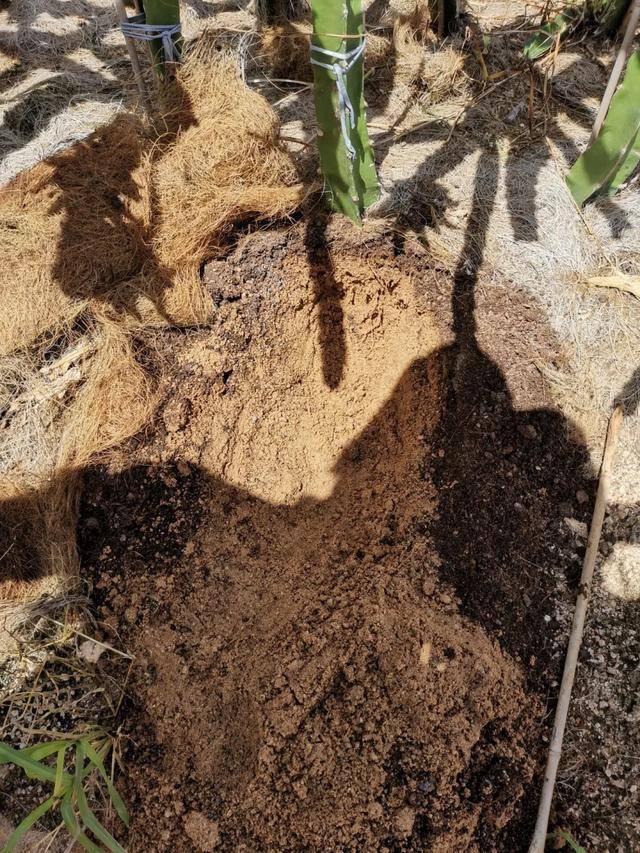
(529, 405, 624, 853)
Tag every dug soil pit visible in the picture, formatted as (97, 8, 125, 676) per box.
(79, 221, 593, 851)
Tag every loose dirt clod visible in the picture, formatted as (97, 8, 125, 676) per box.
(184, 811, 220, 851)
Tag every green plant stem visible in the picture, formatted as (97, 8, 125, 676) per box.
(566, 49, 640, 204)
(143, 0, 182, 77)
(0, 735, 129, 853)
(309, 0, 379, 223)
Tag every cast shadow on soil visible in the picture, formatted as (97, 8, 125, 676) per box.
(413, 111, 639, 666)
(2, 280, 638, 848)
(370, 30, 630, 248)
(1, 344, 599, 680)
(64, 339, 629, 850)
(304, 207, 346, 389)
(304, 22, 631, 391)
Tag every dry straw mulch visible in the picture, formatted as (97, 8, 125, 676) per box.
(0, 44, 305, 604)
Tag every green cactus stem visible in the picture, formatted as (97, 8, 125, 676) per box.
(142, 0, 182, 78)
(566, 49, 640, 205)
(309, 0, 379, 224)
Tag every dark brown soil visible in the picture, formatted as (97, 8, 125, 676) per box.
(78, 221, 594, 851)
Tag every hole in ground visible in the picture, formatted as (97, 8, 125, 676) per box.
(73, 224, 594, 850)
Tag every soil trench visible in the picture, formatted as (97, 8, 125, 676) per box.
(79, 224, 593, 851)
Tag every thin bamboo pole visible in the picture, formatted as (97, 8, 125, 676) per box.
(589, 0, 640, 143)
(528, 405, 624, 853)
(113, 0, 152, 113)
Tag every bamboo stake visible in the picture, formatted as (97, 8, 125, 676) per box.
(113, 0, 152, 114)
(528, 405, 624, 853)
(589, 0, 640, 144)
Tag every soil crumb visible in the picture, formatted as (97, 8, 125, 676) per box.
(79, 223, 592, 851)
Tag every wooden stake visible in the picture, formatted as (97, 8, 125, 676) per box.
(528, 405, 624, 853)
(589, 0, 640, 144)
(113, 0, 152, 114)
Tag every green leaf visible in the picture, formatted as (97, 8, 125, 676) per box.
(21, 740, 73, 761)
(566, 50, 640, 205)
(0, 741, 62, 785)
(555, 828, 587, 853)
(60, 792, 104, 853)
(74, 743, 127, 853)
(2, 796, 56, 853)
(523, 7, 580, 60)
(1, 737, 129, 852)
(82, 738, 130, 827)
(54, 746, 67, 798)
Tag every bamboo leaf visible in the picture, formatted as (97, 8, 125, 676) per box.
(523, 7, 580, 60)
(1, 736, 128, 851)
(0, 741, 63, 785)
(60, 792, 104, 853)
(75, 742, 127, 853)
(82, 738, 130, 827)
(566, 50, 640, 205)
(21, 740, 73, 762)
(54, 746, 67, 798)
(2, 796, 56, 853)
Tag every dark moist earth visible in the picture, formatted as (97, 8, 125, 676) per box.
(78, 221, 594, 851)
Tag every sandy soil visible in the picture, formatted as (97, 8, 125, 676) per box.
(72, 222, 603, 850)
